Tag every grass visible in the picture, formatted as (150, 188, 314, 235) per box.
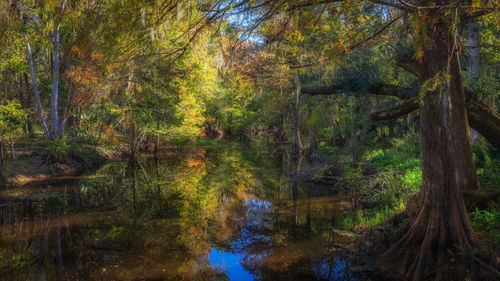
(338, 205, 406, 229)
(337, 135, 422, 230)
(363, 135, 420, 172)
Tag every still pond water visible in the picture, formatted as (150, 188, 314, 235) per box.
(1, 145, 365, 281)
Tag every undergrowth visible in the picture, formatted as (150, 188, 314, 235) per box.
(338, 135, 421, 230)
(471, 208, 500, 244)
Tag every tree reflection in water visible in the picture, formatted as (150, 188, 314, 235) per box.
(0, 146, 359, 280)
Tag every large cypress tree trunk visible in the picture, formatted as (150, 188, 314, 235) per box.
(376, 7, 478, 281)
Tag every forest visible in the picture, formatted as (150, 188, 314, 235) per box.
(0, 0, 499, 280)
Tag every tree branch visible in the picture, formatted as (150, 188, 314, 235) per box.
(461, 8, 499, 19)
(396, 57, 422, 78)
(303, 79, 500, 147)
(466, 90, 500, 148)
(370, 96, 419, 120)
(301, 82, 413, 99)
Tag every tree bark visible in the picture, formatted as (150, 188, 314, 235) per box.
(376, 9, 477, 280)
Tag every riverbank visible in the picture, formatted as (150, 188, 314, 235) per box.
(1, 138, 111, 185)
(301, 136, 500, 280)
(0, 138, 234, 186)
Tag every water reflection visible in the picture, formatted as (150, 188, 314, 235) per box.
(1, 146, 360, 281)
(208, 248, 255, 281)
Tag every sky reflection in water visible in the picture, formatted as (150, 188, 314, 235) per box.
(1, 147, 360, 281)
(209, 248, 256, 281)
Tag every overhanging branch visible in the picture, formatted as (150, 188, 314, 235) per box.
(370, 97, 419, 120)
(466, 90, 500, 147)
(302, 78, 500, 147)
(396, 57, 422, 78)
(301, 83, 413, 99)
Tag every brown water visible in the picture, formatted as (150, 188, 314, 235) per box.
(0, 146, 364, 281)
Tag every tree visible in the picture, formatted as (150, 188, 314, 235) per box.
(210, 0, 499, 279)
(13, 0, 70, 140)
(0, 99, 28, 181)
(375, 3, 478, 278)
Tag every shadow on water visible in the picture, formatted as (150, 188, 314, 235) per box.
(0, 145, 367, 280)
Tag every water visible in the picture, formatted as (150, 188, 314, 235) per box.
(0, 146, 362, 280)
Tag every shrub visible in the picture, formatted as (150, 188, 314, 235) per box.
(47, 136, 71, 162)
(471, 207, 500, 244)
(479, 159, 500, 190)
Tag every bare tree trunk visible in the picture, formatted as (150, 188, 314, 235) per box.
(15, 1, 52, 140)
(0, 133, 4, 161)
(17, 76, 27, 135)
(467, 18, 481, 144)
(377, 8, 478, 280)
(50, 24, 62, 138)
(0, 131, 6, 161)
(51, 0, 68, 138)
(23, 74, 34, 137)
(0, 152, 4, 185)
(130, 121, 137, 160)
(467, 18, 480, 86)
(9, 137, 14, 160)
(307, 106, 317, 155)
(154, 120, 160, 159)
(331, 118, 336, 147)
(349, 95, 354, 138)
(293, 74, 303, 155)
